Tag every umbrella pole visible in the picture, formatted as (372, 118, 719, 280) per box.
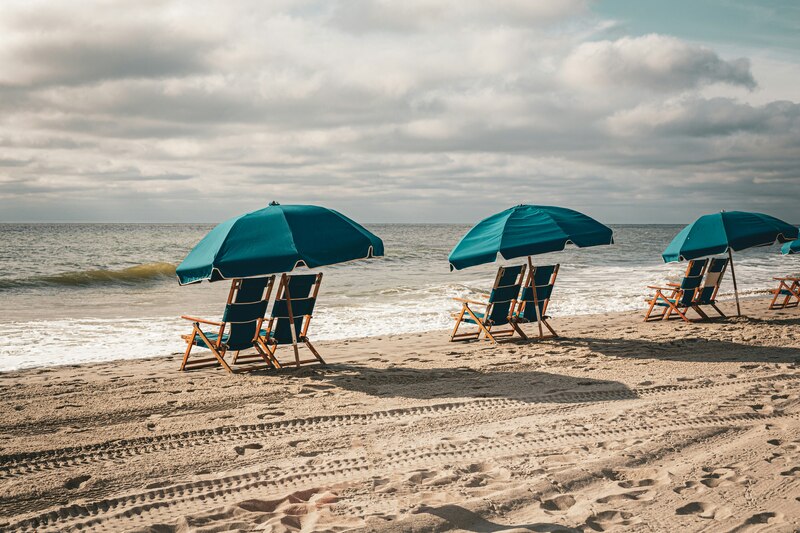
(728, 248, 741, 317)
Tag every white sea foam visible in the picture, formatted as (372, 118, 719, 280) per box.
(0, 223, 797, 371)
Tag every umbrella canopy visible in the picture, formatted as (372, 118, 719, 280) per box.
(177, 203, 383, 285)
(662, 211, 798, 316)
(662, 211, 797, 262)
(782, 239, 800, 255)
(448, 204, 614, 270)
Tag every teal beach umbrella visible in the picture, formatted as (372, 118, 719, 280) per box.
(177, 202, 383, 285)
(448, 204, 614, 271)
(662, 211, 798, 316)
(782, 239, 800, 255)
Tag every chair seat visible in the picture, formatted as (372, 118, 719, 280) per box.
(512, 312, 550, 322)
(461, 310, 485, 324)
(187, 329, 268, 348)
(654, 299, 678, 306)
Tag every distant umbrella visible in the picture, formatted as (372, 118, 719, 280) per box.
(176, 202, 383, 285)
(448, 204, 614, 271)
(662, 211, 798, 316)
(781, 239, 800, 255)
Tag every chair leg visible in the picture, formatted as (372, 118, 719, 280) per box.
(542, 318, 558, 337)
(769, 288, 782, 310)
(180, 339, 194, 371)
(304, 339, 326, 365)
(643, 298, 658, 321)
(696, 306, 710, 320)
(710, 303, 726, 318)
(257, 338, 282, 369)
(511, 321, 528, 340)
(451, 307, 467, 341)
(193, 329, 233, 373)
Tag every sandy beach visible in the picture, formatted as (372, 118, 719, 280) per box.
(1, 297, 798, 532)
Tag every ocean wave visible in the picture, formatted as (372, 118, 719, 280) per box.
(0, 262, 177, 290)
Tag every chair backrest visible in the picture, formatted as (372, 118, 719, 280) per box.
(695, 257, 728, 304)
(677, 258, 708, 306)
(221, 276, 274, 351)
(518, 264, 560, 322)
(485, 264, 525, 326)
(268, 273, 323, 345)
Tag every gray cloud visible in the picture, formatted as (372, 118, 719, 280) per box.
(0, 1, 796, 224)
(562, 34, 757, 91)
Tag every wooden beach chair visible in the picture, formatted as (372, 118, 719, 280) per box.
(512, 264, 560, 340)
(768, 277, 800, 310)
(450, 264, 526, 343)
(644, 259, 708, 322)
(261, 273, 325, 368)
(690, 257, 728, 319)
(180, 276, 276, 372)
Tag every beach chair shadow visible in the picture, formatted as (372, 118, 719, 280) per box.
(179, 276, 277, 372)
(451, 265, 525, 343)
(561, 336, 800, 364)
(407, 504, 579, 532)
(305, 364, 635, 404)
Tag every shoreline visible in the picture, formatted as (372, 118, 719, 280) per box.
(0, 290, 783, 374)
(1, 296, 799, 531)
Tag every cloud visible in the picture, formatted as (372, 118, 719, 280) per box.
(0, 1, 796, 223)
(330, 0, 588, 33)
(561, 34, 757, 91)
(606, 97, 800, 137)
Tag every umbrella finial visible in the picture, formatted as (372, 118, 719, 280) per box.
(269, 201, 280, 206)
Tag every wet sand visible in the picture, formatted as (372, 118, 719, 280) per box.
(1, 297, 799, 532)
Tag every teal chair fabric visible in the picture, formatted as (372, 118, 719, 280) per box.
(269, 274, 320, 345)
(517, 265, 558, 323)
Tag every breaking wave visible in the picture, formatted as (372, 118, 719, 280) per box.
(0, 262, 177, 289)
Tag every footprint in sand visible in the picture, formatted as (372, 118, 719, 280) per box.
(741, 511, 785, 527)
(618, 478, 657, 489)
(234, 443, 263, 456)
(700, 466, 748, 488)
(64, 474, 91, 489)
(257, 410, 286, 419)
(596, 490, 651, 504)
(585, 510, 638, 531)
(675, 501, 729, 519)
(750, 403, 775, 415)
(540, 494, 575, 511)
(673, 480, 706, 496)
(779, 466, 800, 477)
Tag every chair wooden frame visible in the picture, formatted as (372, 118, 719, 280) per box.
(644, 259, 708, 323)
(769, 277, 800, 310)
(261, 273, 325, 368)
(450, 265, 526, 344)
(511, 262, 559, 340)
(180, 276, 277, 372)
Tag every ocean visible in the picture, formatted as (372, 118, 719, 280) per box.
(0, 223, 796, 371)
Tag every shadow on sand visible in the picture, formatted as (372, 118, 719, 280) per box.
(557, 336, 800, 364)
(381, 504, 579, 532)
(271, 363, 636, 404)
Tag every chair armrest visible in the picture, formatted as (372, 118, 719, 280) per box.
(774, 276, 800, 281)
(647, 286, 678, 291)
(181, 315, 224, 326)
(666, 282, 680, 287)
(452, 297, 488, 306)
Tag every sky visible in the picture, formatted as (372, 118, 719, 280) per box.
(0, 0, 798, 223)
